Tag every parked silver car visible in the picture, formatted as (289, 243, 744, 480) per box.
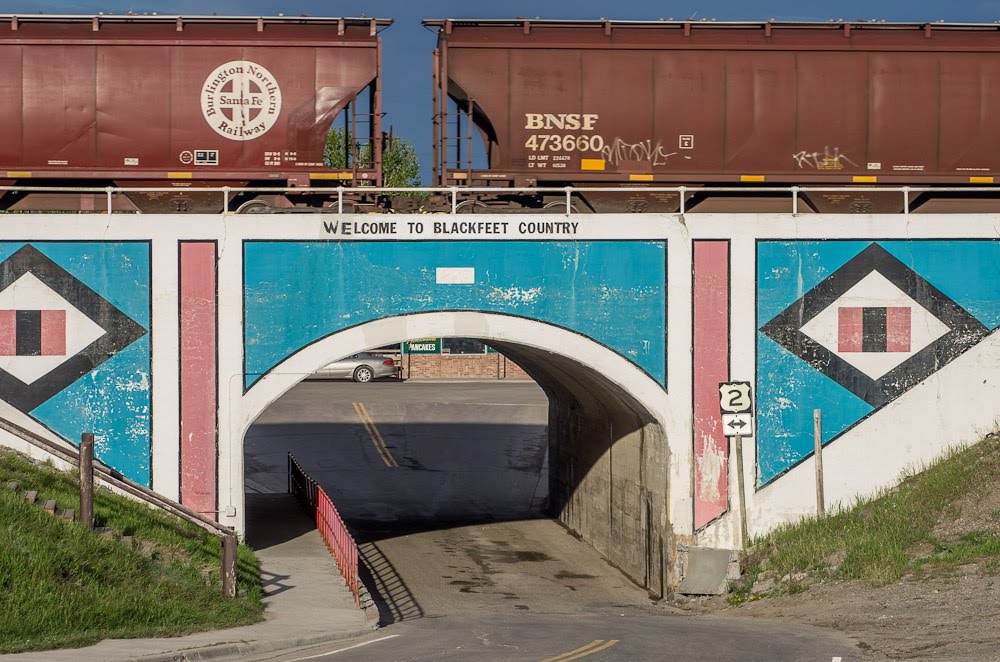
(312, 352, 399, 383)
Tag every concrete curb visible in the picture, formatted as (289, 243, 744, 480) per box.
(127, 625, 379, 662)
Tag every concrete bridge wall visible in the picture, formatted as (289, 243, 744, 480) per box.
(2, 212, 998, 593)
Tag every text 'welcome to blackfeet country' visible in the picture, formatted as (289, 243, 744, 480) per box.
(322, 219, 580, 237)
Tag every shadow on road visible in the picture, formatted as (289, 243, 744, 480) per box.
(357, 539, 425, 625)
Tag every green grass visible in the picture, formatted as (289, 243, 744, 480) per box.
(730, 434, 1000, 603)
(0, 449, 263, 653)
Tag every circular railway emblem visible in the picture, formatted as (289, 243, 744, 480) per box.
(201, 60, 282, 141)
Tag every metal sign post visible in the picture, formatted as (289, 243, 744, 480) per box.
(79, 432, 94, 530)
(814, 409, 825, 518)
(719, 382, 754, 549)
(734, 434, 748, 550)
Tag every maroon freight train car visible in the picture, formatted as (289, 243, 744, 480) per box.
(0, 14, 390, 212)
(427, 19, 1000, 213)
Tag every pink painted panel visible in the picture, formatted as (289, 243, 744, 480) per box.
(0, 310, 15, 355)
(40, 310, 66, 356)
(838, 307, 864, 353)
(693, 241, 730, 529)
(179, 242, 217, 517)
(886, 307, 911, 352)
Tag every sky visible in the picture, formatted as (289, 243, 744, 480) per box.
(9, 0, 1000, 182)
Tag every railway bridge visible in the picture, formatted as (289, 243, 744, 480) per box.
(2, 198, 999, 595)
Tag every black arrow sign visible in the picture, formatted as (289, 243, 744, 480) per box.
(728, 419, 747, 430)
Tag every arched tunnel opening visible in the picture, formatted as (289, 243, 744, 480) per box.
(241, 334, 671, 625)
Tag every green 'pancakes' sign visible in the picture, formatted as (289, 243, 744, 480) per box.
(403, 338, 441, 354)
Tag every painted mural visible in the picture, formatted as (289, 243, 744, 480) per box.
(243, 240, 667, 389)
(756, 240, 1000, 486)
(0, 242, 151, 485)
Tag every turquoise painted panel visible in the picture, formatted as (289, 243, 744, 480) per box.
(244, 241, 666, 388)
(0, 241, 151, 486)
(756, 239, 1000, 487)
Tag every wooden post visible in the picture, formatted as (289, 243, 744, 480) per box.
(814, 409, 825, 517)
(222, 532, 238, 599)
(79, 433, 94, 529)
(734, 434, 749, 549)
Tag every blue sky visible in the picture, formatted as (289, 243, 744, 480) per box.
(11, 0, 1000, 182)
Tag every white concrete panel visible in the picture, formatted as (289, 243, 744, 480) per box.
(217, 230, 246, 531)
(150, 238, 180, 499)
(664, 228, 694, 536)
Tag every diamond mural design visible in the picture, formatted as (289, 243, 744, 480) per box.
(759, 243, 988, 408)
(0, 245, 147, 412)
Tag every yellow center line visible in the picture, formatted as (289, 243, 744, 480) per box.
(352, 402, 398, 467)
(359, 402, 399, 467)
(352, 402, 391, 466)
(559, 640, 619, 661)
(540, 639, 619, 662)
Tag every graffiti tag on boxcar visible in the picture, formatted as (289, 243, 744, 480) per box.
(602, 138, 685, 167)
(792, 146, 858, 171)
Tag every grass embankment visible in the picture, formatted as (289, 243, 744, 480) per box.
(731, 433, 1000, 603)
(0, 449, 263, 653)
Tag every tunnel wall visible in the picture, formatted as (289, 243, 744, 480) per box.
(495, 343, 671, 597)
(3, 212, 1000, 586)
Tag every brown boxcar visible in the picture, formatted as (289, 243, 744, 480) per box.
(0, 14, 390, 212)
(427, 19, 1000, 212)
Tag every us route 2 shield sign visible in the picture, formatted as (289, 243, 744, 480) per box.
(719, 381, 753, 414)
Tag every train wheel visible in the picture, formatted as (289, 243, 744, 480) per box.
(235, 200, 275, 214)
(455, 200, 489, 213)
(542, 200, 580, 213)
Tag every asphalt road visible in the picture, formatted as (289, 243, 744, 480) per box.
(244, 380, 550, 522)
(244, 381, 860, 661)
(252, 614, 856, 662)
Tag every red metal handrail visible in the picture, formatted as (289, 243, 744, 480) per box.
(288, 452, 361, 606)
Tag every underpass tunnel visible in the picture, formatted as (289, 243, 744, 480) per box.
(240, 326, 672, 616)
(490, 341, 671, 598)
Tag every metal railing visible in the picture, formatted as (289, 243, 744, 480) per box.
(0, 416, 240, 597)
(288, 452, 361, 606)
(6, 184, 1000, 216)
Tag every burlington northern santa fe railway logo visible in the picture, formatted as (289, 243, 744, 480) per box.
(201, 61, 282, 141)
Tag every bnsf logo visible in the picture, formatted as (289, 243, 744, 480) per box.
(524, 113, 599, 131)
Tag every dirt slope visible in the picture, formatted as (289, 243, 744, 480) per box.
(680, 436, 1000, 662)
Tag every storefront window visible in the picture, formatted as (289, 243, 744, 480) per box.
(441, 338, 488, 355)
